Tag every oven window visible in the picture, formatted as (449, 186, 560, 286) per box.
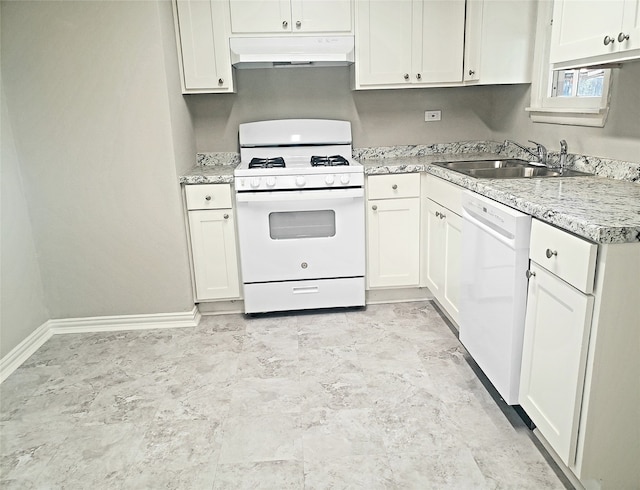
(269, 210, 336, 239)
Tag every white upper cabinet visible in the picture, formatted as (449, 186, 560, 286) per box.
(463, 0, 538, 84)
(173, 0, 234, 93)
(550, 0, 640, 68)
(354, 0, 465, 88)
(229, 0, 352, 34)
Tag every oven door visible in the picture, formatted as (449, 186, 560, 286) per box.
(235, 188, 365, 283)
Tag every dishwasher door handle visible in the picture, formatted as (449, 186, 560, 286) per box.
(462, 207, 517, 250)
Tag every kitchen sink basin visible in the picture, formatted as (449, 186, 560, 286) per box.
(432, 159, 593, 179)
(434, 159, 531, 170)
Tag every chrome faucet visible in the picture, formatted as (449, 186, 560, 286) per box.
(504, 139, 548, 166)
(559, 139, 568, 172)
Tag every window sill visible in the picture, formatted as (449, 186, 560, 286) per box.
(527, 107, 609, 127)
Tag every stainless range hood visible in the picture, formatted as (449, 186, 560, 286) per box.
(229, 36, 355, 69)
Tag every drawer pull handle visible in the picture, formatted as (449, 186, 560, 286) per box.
(223, 214, 229, 219)
(546, 248, 558, 258)
(205, 195, 212, 201)
(526, 270, 536, 279)
(392, 184, 398, 190)
(372, 205, 378, 211)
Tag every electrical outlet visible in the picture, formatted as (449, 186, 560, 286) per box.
(425, 110, 442, 122)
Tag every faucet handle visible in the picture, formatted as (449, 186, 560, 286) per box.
(560, 139, 567, 153)
(527, 140, 547, 164)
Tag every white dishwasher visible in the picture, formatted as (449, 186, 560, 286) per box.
(459, 191, 531, 405)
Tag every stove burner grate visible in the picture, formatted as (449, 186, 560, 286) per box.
(249, 157, 286, 168)
(311, 155, 350, 167)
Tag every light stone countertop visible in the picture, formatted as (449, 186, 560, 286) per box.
(180, 151, 640, 244)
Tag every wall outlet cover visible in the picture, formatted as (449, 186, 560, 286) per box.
(425, 110, 442, 122)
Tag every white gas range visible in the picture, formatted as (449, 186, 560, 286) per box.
(233, 119, 365, 314)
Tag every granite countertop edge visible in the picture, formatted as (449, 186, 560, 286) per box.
(180, 152, 640, 245)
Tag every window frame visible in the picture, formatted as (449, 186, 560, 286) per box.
(527, 0, 614, 127)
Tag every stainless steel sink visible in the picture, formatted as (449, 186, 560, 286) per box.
(432, 159, 593, 179)
(435, 159, 530, 170)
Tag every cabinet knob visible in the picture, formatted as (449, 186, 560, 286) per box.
(404, 73, 409, 81)
(435, 211, 440, 218)
(603, 35, 615, 46)
(545, 248, 558, 258)
(392, 184, 398, 190)
(618, 32, 630, 42)
(223, 213, 229, 219)
(416, 73, 422, 80)
(440, 212, 446, 219)
(218, 78, 224, 85)
(282, 20, 288, 28)
(525, 270, 536, 279)
(296, 20, 301, 28)
(205, 195, 212, 201)
(468, 69, 475, 76)
(372, 205, 378, 211)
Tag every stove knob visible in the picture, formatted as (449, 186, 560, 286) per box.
(250, 177, 261, 188)
(266, 177, 276, 187)
(340, 174, 351, 185)
(295, 176, 306, 187)
(325, 175, 335, 185)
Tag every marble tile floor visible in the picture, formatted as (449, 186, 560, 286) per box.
(0, 301, 571, 489)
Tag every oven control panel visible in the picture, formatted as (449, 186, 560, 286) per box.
(235, 172, 364, 191)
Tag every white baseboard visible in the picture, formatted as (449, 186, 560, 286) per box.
(0, 321, 54, 383)
(0, 307, 201, 384)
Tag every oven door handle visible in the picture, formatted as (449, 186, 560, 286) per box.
(235, 187, 364, 203)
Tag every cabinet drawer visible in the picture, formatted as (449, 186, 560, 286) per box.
(530, 219, 597, 293)
(424, 174, 463, 215)
(367, 173, 420, 200)
(185, 184, 232, 210)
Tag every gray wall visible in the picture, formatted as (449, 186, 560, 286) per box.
(191, 67, 498, 151)
(190, 64, 639, 164)
(1, 84, 50, 358)
(1, 0, 195, 357)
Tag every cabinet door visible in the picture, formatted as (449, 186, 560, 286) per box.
(367, 197, 420, 288)
(550, 0, 625, 64)
(355, 0, 414, 86)
(519, 263, 594, 466)
(229, 0, 292, 33)
(291, 0, 352, 32)
(425, 199, 446, 297)
(413, 0, 465, 83)
(464, 0, 536, 84)
(441, 207, 462, 324)
(174, 0, 233, 92)
(188, 209, 240, 301)
(621, 0, 640, 53)
(424, 199, 461, 323)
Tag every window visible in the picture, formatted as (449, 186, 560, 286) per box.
(527, 2, 613, 127)
(552, 68, 605, 98)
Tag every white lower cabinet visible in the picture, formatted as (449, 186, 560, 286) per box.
(424, 199, 462, 324)
(185, 184, 241, 301)
(423, 175, 463, 325)
(519, 262, 594, 466)
(520, 219, 640, 489)
(366, 174, 421, 289)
